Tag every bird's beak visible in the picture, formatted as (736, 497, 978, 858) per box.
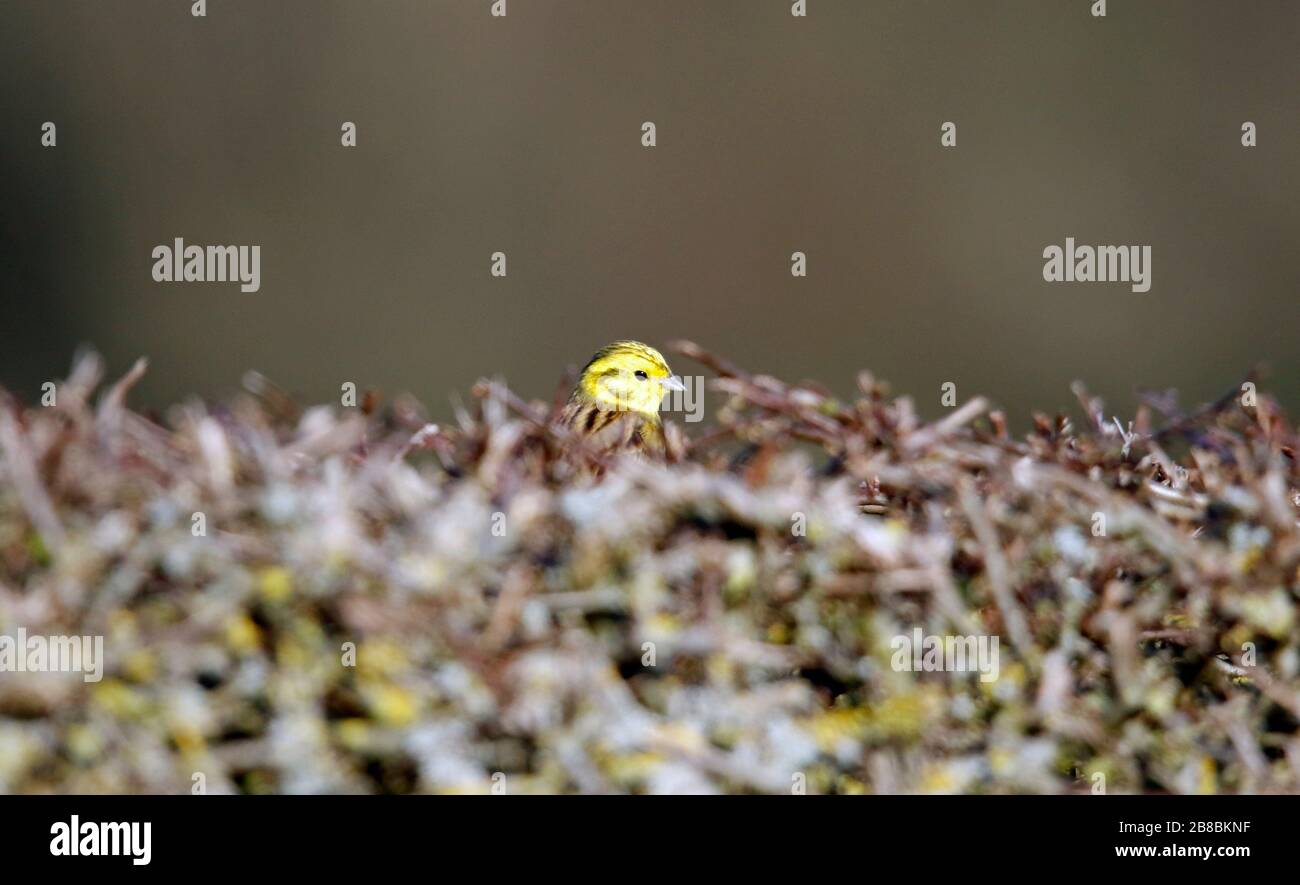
(660, 375, 686, 393)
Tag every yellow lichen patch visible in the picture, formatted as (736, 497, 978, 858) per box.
(274, 637, 311, 669)
(122, 649, 158, 683)
(805, 706, 871, 751)
(602, 751, 665, 785)
(223, 613, 262, 653)
(106, 609, 139, 641)
(988, 747, 1014, 778)
(65, 723, 103, 763)
(362, 682, 418, 727)
(258, 566, 294, 603)
(644, 612, 682, 638)
(356, 640, 409, 678)
(1240, 588, 1295, 639)
(1221, 624, 1254, 657)
(91, 679, 150, 719)
(919, 762, 966, 794)
(650, 722, 708, 754)
(1143, 679, 1179, 719)
(1232, 546, 1264, 576)
(724, 547, 757, 600)
(982, 661, 1026, 699)
(26, 531, 51, 567)
(835, 774, 868, 795)
(435, 780, 489, 796)
(706, 654, 737, 686)
(870, 687, 944, 741)
(171, 724, 206, 756)
(1195, 755, 1218, 795)
(241, 771, 277, 794)
(333, 718, 374, 752)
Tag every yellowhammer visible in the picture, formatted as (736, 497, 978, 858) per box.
(557, 340, 685, 459)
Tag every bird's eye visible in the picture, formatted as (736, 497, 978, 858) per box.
(634, 370, 648, 380)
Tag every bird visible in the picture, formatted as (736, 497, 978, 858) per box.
(557, 340, 685, 460)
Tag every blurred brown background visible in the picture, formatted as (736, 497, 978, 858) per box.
(2, 0, 1297, 424)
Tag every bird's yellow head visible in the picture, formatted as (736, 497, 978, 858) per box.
(574, 341, 685, 419)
